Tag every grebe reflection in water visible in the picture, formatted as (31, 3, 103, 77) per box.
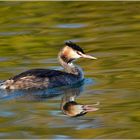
(0, 41, 97, 90)
(61, 87, 99, 117)
(0, 82, 99, 117)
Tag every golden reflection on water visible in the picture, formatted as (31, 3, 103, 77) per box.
(0, 1, 140, 139)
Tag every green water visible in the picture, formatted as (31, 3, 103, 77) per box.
(0, 1, 140, 139)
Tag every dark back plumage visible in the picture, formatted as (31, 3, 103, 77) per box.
(10, 69, 76, 82)
(6, 68, 82, 89)
(65, 41, 85, 54)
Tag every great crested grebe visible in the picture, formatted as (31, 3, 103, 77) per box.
(0, 41, 97, 90)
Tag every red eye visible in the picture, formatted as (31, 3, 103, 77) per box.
(77, 51, 82, 55)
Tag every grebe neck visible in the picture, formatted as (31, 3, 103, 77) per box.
(58, 53, 84, 78)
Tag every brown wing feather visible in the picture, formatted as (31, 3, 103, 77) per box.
(5, 69, 80, 89)
(11, 69, 68, 81)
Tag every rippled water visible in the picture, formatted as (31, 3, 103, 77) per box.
(0, 1, 140, 139)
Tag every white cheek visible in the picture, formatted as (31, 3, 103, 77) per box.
(74, 105, 83, 113)
(70, 51, 80, 58)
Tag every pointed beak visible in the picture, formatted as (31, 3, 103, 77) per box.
(81, 54, 97, 60)
(83, 105, 99, 112)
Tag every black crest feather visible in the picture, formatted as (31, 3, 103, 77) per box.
(65, 41, 85, 54)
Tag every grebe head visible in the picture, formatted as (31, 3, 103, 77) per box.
(59, 41, 97, 64)
(63, 101, 98, 117)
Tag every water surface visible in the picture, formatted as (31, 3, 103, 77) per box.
(0, 1, 140, 139)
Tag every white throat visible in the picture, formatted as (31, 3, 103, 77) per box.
(58, 55, 84, 79)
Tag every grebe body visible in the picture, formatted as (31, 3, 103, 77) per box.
(0, 41, 96, 90)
